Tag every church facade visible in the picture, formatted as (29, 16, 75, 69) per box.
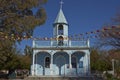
(31, 5, 90, 77)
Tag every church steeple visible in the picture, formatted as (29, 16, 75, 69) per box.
(53, 0, 69, 46)
(60, 0, 63, 9)
(54, 0, 68, 24)
(54, 9, 68, 24)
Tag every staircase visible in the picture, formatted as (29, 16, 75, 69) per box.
(24, 76, 103, 80)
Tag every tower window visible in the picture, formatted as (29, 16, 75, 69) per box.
(45, 57, 50, 68)
(58, 36, 64, 46)
(58, 24, 63, 35)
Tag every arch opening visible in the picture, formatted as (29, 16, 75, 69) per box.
(58, 24, 63, 35)
(53, 51, 69, 75)
(71, 51, 85, 68)
(71, 56, 77, 68)
(58, 36, 64, 46)
(45, 57, 50, 68)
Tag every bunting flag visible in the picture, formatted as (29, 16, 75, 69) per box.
(0, 25, 120, 40)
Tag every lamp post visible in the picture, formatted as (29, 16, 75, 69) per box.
(112, 59, 115, 75)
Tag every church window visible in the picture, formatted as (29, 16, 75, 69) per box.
(79, 61, 83, 68)
(45, 57, 50, 68)
(58, 24, 63, 35)
(71, 57, 77, 68)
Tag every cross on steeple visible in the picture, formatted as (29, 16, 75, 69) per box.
(60, 0, 64, 9)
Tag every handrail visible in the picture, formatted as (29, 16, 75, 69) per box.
(33, 40, 89, 48)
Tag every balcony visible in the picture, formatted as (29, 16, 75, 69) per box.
(33, 40, 90, 48)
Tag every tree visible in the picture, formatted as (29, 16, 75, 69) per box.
(18, 45, 33, 69)
(90, 48, 111, 72)
(107, 50, 120, 77)
(90, 48, 100, 71)
(0, 0, 47, 74)
(17, 54, 31, 69)
(0, 40, 21, 75)
(24, 45, 32, 56)
(97, 13, 120, 49)
(0, 0, 47, 39)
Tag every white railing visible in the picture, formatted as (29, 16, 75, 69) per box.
(33, 40, 90, 48)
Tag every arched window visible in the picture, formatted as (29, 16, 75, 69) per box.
(71, 57, 77, 68)
(79, 61, 83, 68)
(58, 36, 64, 46)
(58, 24, 63, 35)
(45, 57, 50, 68)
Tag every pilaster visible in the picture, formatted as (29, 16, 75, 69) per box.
(32, 53, 35, 76)
(69, 53, 72, 68)
(88, 53, 91, 74)
(50, 51, 54, 75)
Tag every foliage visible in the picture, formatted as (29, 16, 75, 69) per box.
(105, 72, 120, 80)
(0, 40, 31, 70)
(90, 48, 111, 72)
(0, 0, 47, 72)
(95, 11, 120, 79)
(0, 0, 47, 39)
(0, 40, 18, 70)
(0, 43, 31, 71)
(18, 55, 31, 69)
(108, 50, 120, 77)
(97, 13, 120, 49)
(24, 45, 32, 56)
(97, 27, 120, 49)
(90, 48, 99, 70)
(91, 48, 120, 79)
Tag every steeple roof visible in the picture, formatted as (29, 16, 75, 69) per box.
(54, 8, 68, 24)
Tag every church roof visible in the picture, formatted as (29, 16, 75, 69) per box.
(54, 9, 68, 24)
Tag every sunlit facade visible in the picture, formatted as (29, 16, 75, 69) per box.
(31, 6, 90, 77)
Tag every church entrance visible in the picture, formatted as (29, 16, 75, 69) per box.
(71, 51, 85, 75)
(55, 56, 65, 75)
(71, 56, 77, 75)
(35, 52, 51, 75)
(53, 52, 69, 76)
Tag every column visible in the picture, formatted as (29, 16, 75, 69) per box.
(50, 53, 53, 75)
(32, 53, 35, 76)
(87, 39, 90, 47)
(84, 53, 87, 74)
(69, 40, 71, 46)
(87, 53, 90, 75)
(69, 54, 72, 68)
(57, 25, 58, 35)
(35, 53, 37, 75)
(51, 54, 53, 66)
(86, 53, 89, 75)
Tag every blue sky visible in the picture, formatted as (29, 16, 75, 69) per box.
(18, 0, 120, 52)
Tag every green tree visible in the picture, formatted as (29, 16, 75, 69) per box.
(0, 0, 47, 39)
(0, 0, 47, 74)
(17, 54, 31, 69)
(24, 45, 32, 56)
(90, 48, 111, 72)
(17, 45, 33, 69)
(90, 48, 100, 71)
(0, 40, 21, 75)
(107, 50, 120, 77)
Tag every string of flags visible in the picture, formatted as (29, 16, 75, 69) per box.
(0, 25, 120, 40)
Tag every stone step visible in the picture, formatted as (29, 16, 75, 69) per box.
(24, 76, 103, 80)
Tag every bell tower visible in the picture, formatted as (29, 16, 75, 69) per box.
(53, 0, 69, 46)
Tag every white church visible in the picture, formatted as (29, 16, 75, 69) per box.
(31, 1, 90, 77)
